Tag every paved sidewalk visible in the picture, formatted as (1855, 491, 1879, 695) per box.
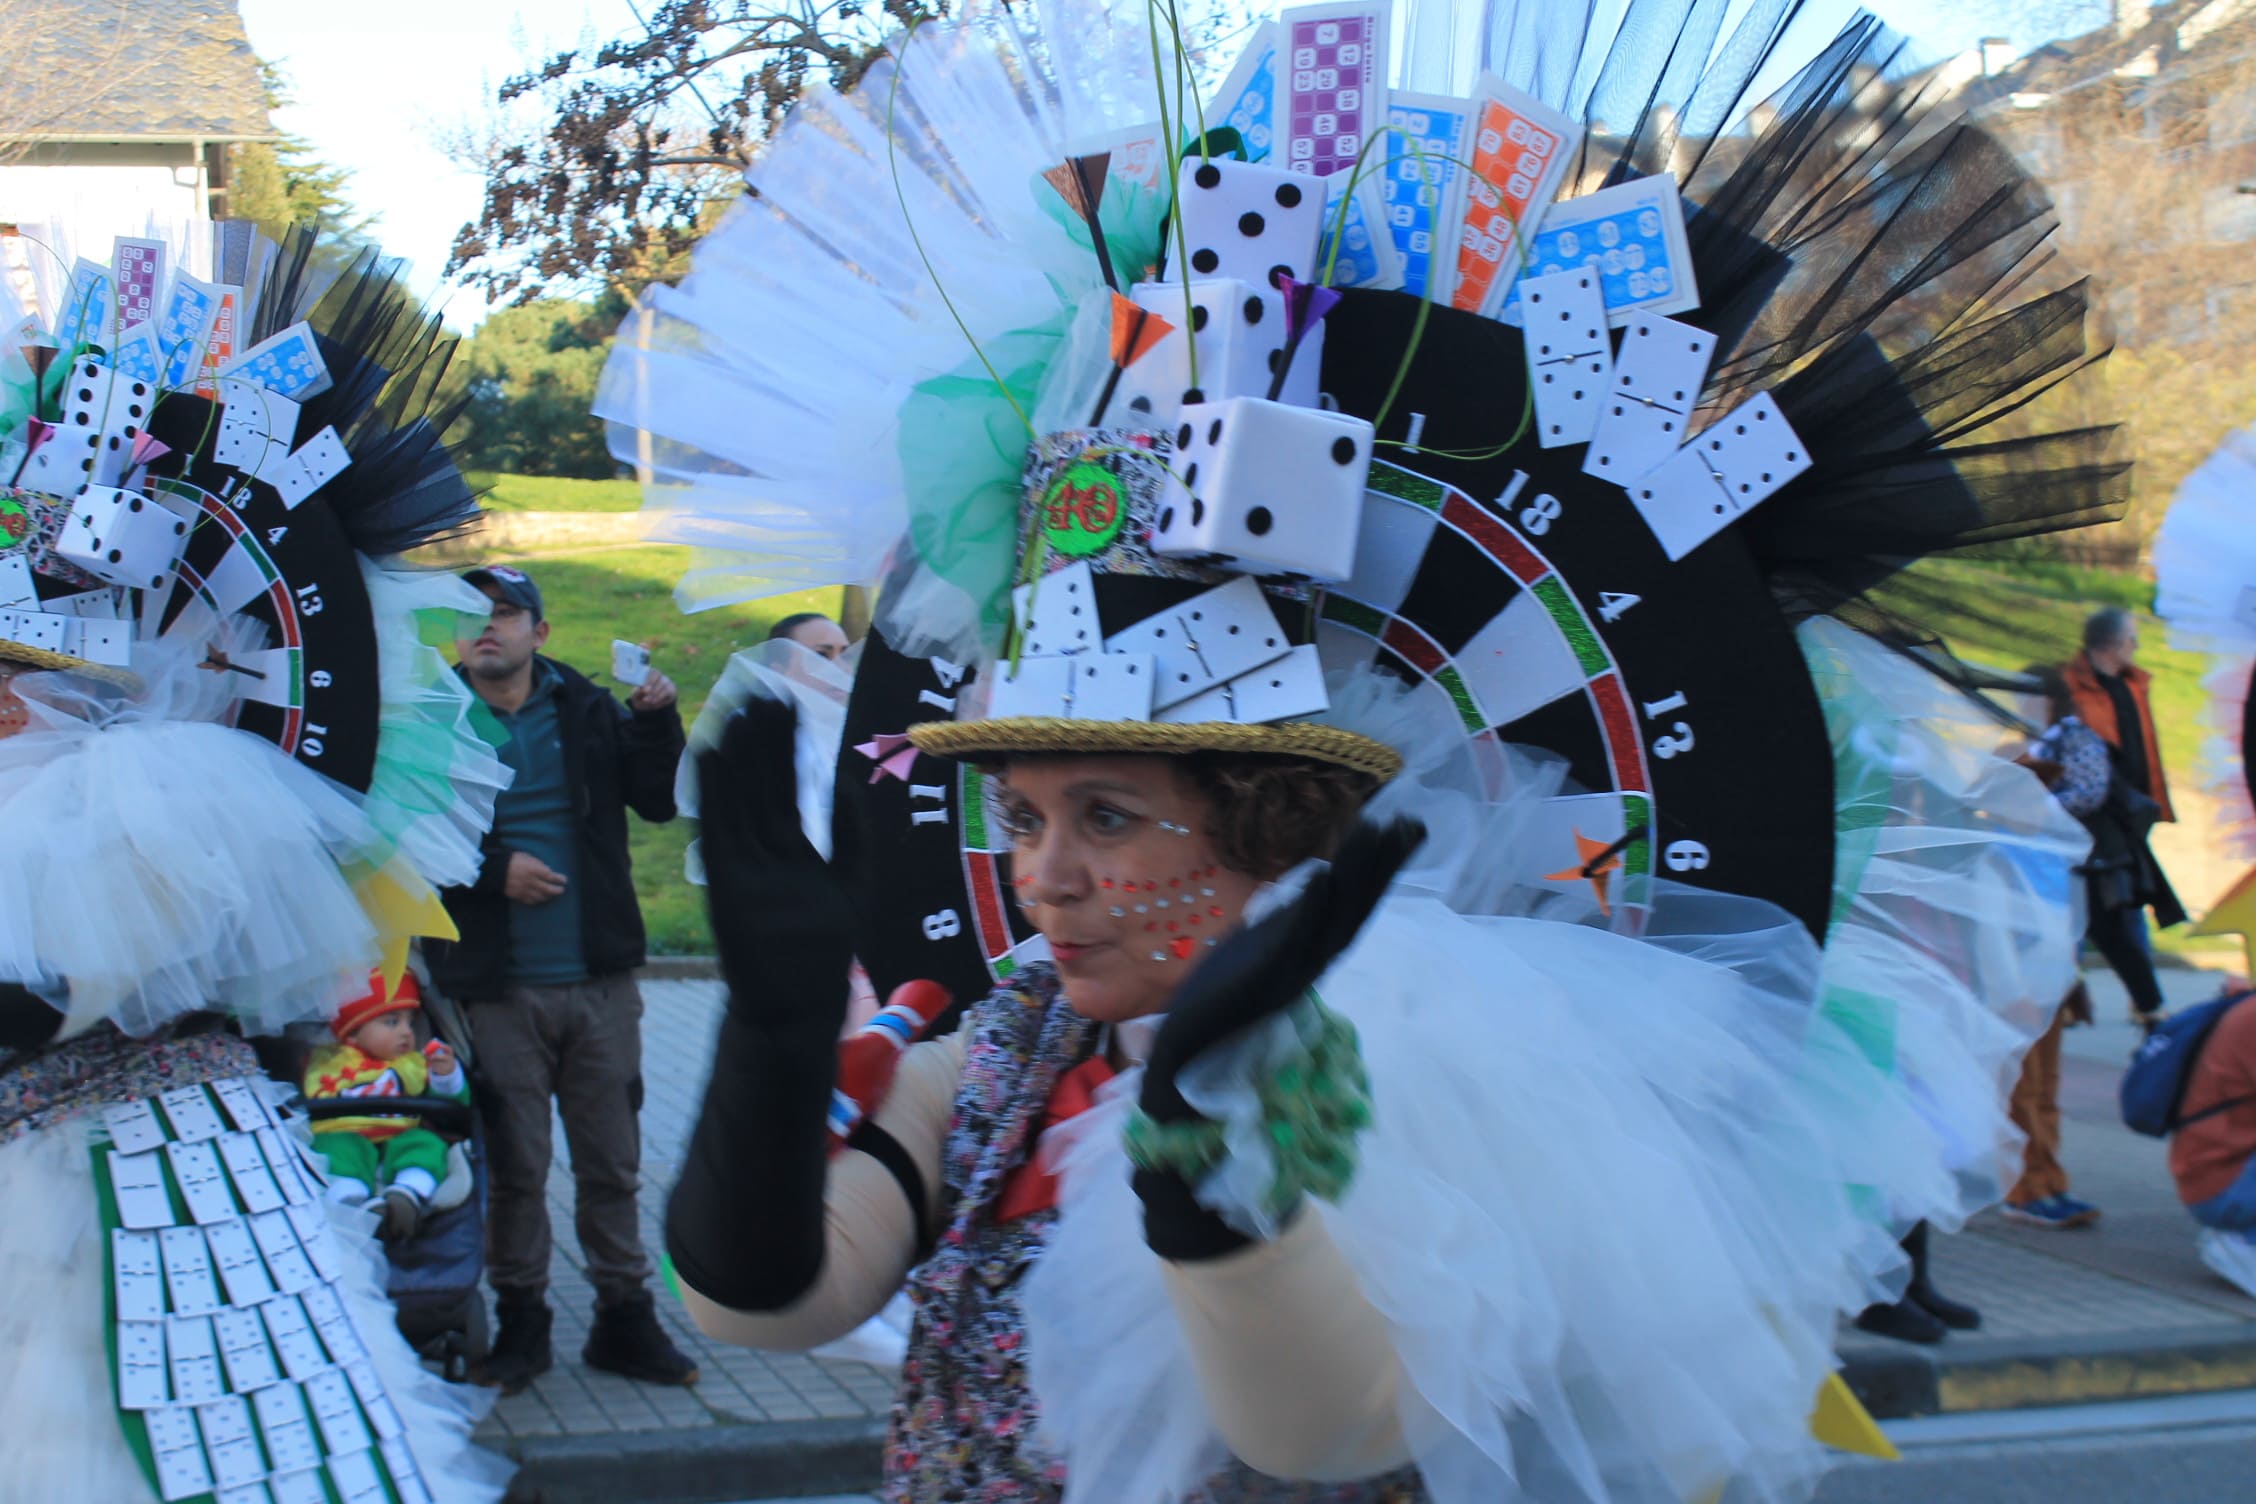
(1838, 963, 2256, 1417)
(481, 965, 2256, 1504)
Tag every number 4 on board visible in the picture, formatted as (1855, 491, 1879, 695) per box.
(1597, 591, 1640, 623)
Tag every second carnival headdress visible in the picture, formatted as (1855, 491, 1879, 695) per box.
(0, 221, 505, 1031)
(601, 0, 2123, 1011)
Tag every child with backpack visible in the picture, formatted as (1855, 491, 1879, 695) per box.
(2123, 980, 2256, 1293)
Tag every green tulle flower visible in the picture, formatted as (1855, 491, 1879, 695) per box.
(1125, 1000, 1374, 1223)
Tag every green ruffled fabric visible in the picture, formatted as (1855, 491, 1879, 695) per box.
(893, 168, 1168, 647)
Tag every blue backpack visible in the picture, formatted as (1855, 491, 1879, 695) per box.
(2120, 990, 2256, 1138)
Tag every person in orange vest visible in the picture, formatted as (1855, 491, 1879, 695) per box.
(304, 970, 471, 1241)
(2056, 607, 2186, 1027)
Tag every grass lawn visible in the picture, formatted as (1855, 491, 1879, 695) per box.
(1876, 553, 2205, 774)
(468, 473, 642, 513)
(483, 543, 841, 955)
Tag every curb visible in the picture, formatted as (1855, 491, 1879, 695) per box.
(489, 1327, 2256, 1504)
(500, 1417, 884, 1504)
(1840, 1320, 2256, 1419)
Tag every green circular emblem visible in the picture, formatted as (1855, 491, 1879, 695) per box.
(0, 495, 31, 550)
(1040, 459, 1126, 558)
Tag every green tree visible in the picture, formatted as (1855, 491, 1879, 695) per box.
(226, 62, 374, 242)
(455, 295, 627, 477)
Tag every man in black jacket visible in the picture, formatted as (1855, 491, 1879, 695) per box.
(429, 565, 697, 1394)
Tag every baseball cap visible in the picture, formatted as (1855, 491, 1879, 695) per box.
(462, 565, 544, 619)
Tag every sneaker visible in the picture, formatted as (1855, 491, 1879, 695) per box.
(472, 1298, 554, 1395)
(2000, 1195, 2101, 1229)
(583, 1292, 700, 1386)
(2199, 1229, 2256, 1298)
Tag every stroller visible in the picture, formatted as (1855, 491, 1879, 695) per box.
(260, 983, 493, 1382)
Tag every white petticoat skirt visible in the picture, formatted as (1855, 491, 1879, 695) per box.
(0, 1118, 511, 1504)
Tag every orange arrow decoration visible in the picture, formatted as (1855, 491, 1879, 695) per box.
(1043, 152, 1118, 290)
(1545, 828, 1625, 917)
(1109, 294, 1172, 368)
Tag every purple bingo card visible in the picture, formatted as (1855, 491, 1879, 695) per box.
(1283, 3, 1384, 180)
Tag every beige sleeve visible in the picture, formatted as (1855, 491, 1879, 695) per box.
(678, 1029, 965, 1351)
(1161, 1212, 1412, 1482)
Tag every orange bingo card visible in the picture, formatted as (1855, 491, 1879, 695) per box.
(1449, 80, 1580, 317)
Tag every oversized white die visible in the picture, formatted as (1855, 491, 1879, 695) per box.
(1169, 158, 1328, 294)
(54, 485, 188, 591)
(1115, 280, 1322, 428)
(1151, 398, 1372, 581)
(19, 359, 153, 496)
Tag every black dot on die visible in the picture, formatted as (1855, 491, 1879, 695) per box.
(131, 383, 147, 398)
(1183, 462, 1199, 490)
(1128, 395, 1153, 413)
(127, 496, 143, 512)
(1243, 297, 1264, 325)
(1268, 264, 1292, 290)
(107, 548, 121, 563)
(73, 411, 90, 426)
(1183, 388, 1204, 405)
(1190, 304, 1209, 333)
(1160, 505, 1176, 531)
(1208, 419, 1223, 446)
(1238, 211, 1266, 238)
(1195, 163, 1221, 189)
(1191, 496, 1205, 525)
(1192, 248, 1220, 275)
(1275, 182, 1302, 208)
(1246, 506, 1274, 536)
(1330, 437, 1356, 465)
(1177, 423, 1194, 448)
(1267, 349, 1283, 373)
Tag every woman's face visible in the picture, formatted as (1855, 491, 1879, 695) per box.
(996, 755, 1262, 1024)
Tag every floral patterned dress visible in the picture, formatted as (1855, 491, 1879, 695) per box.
(884, 965, 1423, 1504)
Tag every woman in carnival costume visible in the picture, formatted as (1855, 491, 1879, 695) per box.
(0, 226, 514, 1504)
(612, 0, 2121, 1496)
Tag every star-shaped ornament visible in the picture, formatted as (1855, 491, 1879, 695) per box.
(1545, 829, 1625, 917)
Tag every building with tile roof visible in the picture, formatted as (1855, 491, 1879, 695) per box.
(0, 0, 275, 263)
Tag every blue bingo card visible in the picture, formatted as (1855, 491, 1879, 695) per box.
(1384, 92, 1474, 301)
(157, 274, 223, 388)
(55, 259, 115, 351)
(1503, 174, 1698, 326)
(1212, 21, 1282, 160)
(112, 324, 165, 385)
(1318, 174, 1401, 289)
(223, 322, 332, 400)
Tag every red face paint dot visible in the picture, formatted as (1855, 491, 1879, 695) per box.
(1167, 921, 1178, 932)
(1209, 906, 1224, 918)
(1169, 877, 1180, 888)
(1101, 879, 1113, 889)
(1145, 922, 1157, 932)
(1145, 882, 1157, 892)
(1171, 936, 1197, 960)
(1189, 914, 1201, 925)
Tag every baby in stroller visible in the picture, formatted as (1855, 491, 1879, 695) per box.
(304, 969, 472, 1240)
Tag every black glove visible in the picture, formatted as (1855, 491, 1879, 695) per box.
(1134, 817, 1425, 1261)
(666, 697, 859, 1311)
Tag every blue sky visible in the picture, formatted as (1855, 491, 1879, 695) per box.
(237, 0, 2092, 333)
